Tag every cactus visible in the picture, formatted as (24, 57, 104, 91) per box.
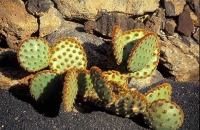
(144, 99, 184, 130)
(17, 37, 50, 72)
(30, 70, 60, 102)
(90, 66, 116, 105)
(127, 33, 159, 74)
(62, 67, 78, 112)
(49, 37, 87, 74)
(145, 83, 172, 103)
(62, 68, 78, 112)
(107, 89, 148, 118)
(112, 26, 148, 65)
(128, 47, 160, 78)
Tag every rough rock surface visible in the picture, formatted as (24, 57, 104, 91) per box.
(177, 10, 194, 36)
(164, 0, 186, 16)
(165, 19, 176, 36)
(0, 0, 38, 50)
(39, 6, 63, 37)
(159, 33, 199, 82)
(26, 0, 53, 17)
(53, 0, 160, 20)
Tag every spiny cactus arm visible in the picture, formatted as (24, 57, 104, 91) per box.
(17, 37, 50, 72)
(111, 26, 124, 65)
(144, 83, 172, 103)
(62, 68, 78, 112)
(127, 32, 159, 73)
(30, 70, 60, 102)
(128, 46, 160, 78)
(144, 99, 184, 130)
(90, 66, 116, 105)
(49, 37, 87, 74)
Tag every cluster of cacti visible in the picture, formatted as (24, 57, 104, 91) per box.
(16, 26, 184, 130)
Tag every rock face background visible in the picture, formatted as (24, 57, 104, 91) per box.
(0, 0, 199, 85)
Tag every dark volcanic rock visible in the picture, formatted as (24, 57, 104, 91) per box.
(177, 10, 194, 36)
(165, 19, 176, 35)
(84, 13, 136, 37)
(26, 0, 53, 17)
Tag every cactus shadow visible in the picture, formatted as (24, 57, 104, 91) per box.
(82, 42, 116, 71)
(9, 83, 63, 117)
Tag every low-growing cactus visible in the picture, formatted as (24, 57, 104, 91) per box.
(144, 99, 184, 130)
(17, 37, 50, 72)
(13, 25, 185, 130)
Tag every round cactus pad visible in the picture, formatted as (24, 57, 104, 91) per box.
(49, 37, 87, 74)
(17, 37, 50, 72)
(127, 33, 159, 73)
(144, 99, 184, 130)
(30, 70, 60, 102)
(128, 47, 160, 78)
(62, 68, 78, 112)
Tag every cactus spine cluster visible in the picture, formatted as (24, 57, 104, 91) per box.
(16, 25, 184, 130)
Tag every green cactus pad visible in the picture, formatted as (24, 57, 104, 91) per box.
(30, 70, 60, 102)
(144, 99, 184, 130)
(49, 37, 87, 74)
(112, 26, 124, 65)
(90, 66, 116, 104)
(145, 83, 172, 103)
(62, 68, 78, 112)
(112, 26, 148, 65)
(127, 33, 159, 73)
(77, 69, 97, 99)
(110, 89, 148, 117)
(102, 70, 128, 87)
(121, 29, 148, 62)
(128, 47, 160, 78)
(17, 37, 50, 72)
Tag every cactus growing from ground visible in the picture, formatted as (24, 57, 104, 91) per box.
(13, 25, 185, 130)
(17, 37, 50, 72)
(49, 37, 87, 74)
(144, 99, 184, 130)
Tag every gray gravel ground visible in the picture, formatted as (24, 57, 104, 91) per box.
(0, 79, 199, 130)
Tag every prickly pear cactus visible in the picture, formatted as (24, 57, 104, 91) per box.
(90, 66, 116, 104)
(144, 99, 184, 130)
(17, 37, 50, 72)
(106, 89, 148, 118)
(128, 47, 160, 78)
(112, 26, 148, 65)
(102, 70, 128, 87)
(30, 70, 60, 102)
(62, 67, 78, 112)
(145, 83, 172, 103)
(127, 33, 159, 73)
(49, 37, 87, 74)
